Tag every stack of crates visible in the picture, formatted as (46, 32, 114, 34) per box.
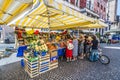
(24, 57, 39, 78)
(50, 50, 58, 70)
(39, 54, 50, 74)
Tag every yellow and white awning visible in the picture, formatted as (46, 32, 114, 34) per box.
(0, 0, 33, 25)
(10, 0, 107, 29)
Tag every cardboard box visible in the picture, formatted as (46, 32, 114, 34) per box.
(50, 50, 57, 57)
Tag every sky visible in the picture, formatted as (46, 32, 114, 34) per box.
(117, 0, 120, 16)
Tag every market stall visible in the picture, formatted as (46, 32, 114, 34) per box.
(0, 0, 33, 25)
(9, 0, 107, 78)
(15, 27, 69, 78)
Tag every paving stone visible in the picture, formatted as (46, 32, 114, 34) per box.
(0, 46, 120, 80)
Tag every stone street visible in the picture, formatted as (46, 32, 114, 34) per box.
(0, 44, 120, 80)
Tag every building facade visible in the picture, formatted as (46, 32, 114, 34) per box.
(94, 0, 107, 20)
(107, 0, 119, 30)
(66, 0, 107, 20)
(64, 0, 108, 35)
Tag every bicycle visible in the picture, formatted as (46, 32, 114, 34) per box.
(87, 48, 110, 65)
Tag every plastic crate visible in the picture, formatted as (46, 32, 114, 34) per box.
(17, 46, 27, 57)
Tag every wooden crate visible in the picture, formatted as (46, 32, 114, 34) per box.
(39, 54, 50, 60)
(49, 62, 58, 70)
(39, 54, 50, 74)
(24, 58, 39, 78)
(39, 66, 50, 74)
(50, 50, 58, 57)
(23, 53, 59, 77)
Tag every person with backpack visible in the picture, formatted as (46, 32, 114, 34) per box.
(66, 37, 74, 62)
(89, 35, 99, 61)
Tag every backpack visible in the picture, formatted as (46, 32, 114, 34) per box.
(89, 50, 99, 62)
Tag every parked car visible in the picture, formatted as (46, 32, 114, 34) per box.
(111, 34, 120, 43)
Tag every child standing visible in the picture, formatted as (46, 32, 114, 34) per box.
(66, 38, 73, 62)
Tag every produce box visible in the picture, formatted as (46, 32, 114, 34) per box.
(57, 48, 65, 56)
(50, 62, 58, 70)
(50, 50, 58, 57)
(50, 56, 58, 61)
(39, 54, 50, 74)
(28, 57, 39, 62)
(24, 57, 39, 78)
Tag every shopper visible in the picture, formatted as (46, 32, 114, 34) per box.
(72, 36, 78, 61)
(78, 34, 85, 59)
(107, 35, 112, 45)
(84, 35, 89, 57)
(89, 35, 99, 61)
(87, 36, 92, 52)
(66, 37, 74, 62)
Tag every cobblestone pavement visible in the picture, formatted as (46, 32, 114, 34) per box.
(0, 46, 120, 80)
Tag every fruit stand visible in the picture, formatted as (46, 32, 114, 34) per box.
(15, 27, 67, 78)
(11, 0, 106, 78)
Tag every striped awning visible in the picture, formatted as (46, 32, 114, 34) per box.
(10, 0, 107, 30)
(0, 0, 33, 25)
